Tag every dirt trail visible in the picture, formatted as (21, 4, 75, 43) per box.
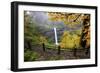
(31, 46, 90, 61)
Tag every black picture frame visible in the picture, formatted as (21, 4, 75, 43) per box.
(11, 1, 98, 72)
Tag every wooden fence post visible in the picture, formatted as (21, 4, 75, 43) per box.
(58, 45, 61, 55)
(73, 48, 77, 57)
(42, 43, 46, 52)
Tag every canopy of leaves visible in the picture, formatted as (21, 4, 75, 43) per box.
(48, 12, 84, 28)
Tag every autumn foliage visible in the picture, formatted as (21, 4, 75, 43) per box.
(48, 12, 90, 49)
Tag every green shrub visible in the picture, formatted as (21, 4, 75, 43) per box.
(24, 49, 39, 61)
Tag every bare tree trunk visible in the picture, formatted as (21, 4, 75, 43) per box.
(27, 40, 32, 50)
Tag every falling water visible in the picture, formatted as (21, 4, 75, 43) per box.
(54, 27, 58, 45)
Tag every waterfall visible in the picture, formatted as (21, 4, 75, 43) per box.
(54, 27, 58, 45)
